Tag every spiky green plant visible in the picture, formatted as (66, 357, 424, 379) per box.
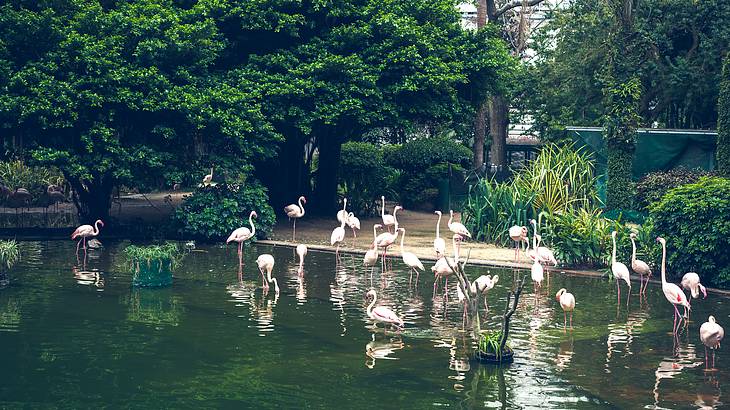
(124, 243, 182, 271)
(0, 240, 20, 271)
(478, 330, 504, 358)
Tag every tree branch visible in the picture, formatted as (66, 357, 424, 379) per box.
(493, 0, 546, 19)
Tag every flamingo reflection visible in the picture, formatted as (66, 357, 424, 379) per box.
(365, 333, 404, 369)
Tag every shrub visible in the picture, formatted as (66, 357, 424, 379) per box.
(384, 136, 472, 208)
(513, 143, 601, 214)
(462, 177, 536, 246)
(339, 142, 396, 216)
(0, 160, 65, 206)
(0, 240, 20, 271)
(174, 181, 275, 241)
(635, 167, 715, 210)
(719, 54, 730, 177)
(649, 177, 730, 287)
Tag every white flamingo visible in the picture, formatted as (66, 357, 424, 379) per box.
(509, 225, 528, 263)
(611, 231, 631, 307)
(374, 216, 402, 264)
(202, 166, 213, 186)
(699, 315, 724, 369)
(296, 244, 307, 275)
(556, 288, 576, 328)
(398, 228, 424, 285)
(434, 211, 446, 257)
(448, 210, 471, 256)
(471, 274, 499, 312)
(365, 289, 404, 332)
(346, 212, 361, 243)
(531, 237, 544, 291)
(71, 220, 104, 254)
(226, 211, 257, 267)
(431, 234, 460, 296)
(657, 237, 691, 335)
(629, 232, 652, 296)
(381, 196, 396, 232)
(529, 220, 557, 266)
(330, 217, 346, 260)
(681, 271, 707, 321)
(363, 224, 381, 276)
(256, 254, 278, 294)
(336, 198, 349, 225)
(284, 195, 306, 241)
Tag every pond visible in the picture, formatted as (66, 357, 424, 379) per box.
(0, 241, 727, 408)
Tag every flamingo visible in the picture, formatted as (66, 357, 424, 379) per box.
(202, 167, 213, 186)
(556, 288, 576, 328)
(226, 211, 257, 268)
(381, 196, 396, 232)
(431, 234, 460, 296)
(336, 198, 349, 225)
(296, 244, 307, 275)
(365, 289, 404, 332)
(629, 232, 652, 296)
(509, 225, 528, 263)
(374, 220, 401, 265)
(448, 210, 471, 256)
(471, 274, 499, 312)
(529, 220, 557, 266)
(256, 254, 278, 294)
(529, 232, 544, 290)
(657, 237, 691, 335)
(284, 195, 306, 241)
(699, 315, 724, 369)
(610, 231, 631, 307)
(398, 228, 424, 285)
(346, 212, 360, 243)
(71, 219, 104, 254)
(363, 225, 381, 277)
(681, 271, 707, 321)
(330, 217, 347, 260)
(434, 211, 446, 257)
(46, 185, 66, 213)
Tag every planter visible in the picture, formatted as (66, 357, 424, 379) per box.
(131, 258, 173, 288)
(475, 346, 514, 364)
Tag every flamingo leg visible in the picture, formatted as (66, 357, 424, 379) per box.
(570, 312, 573, 329)
(76, 239, 81, 254)
(616, 280, 620, 306)
(292, 219, 297, 241)
(564, 311, 567, 328)
(705, 346, 709, 369)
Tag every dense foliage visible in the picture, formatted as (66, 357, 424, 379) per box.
(339, 142, 396, 217)
(174, 182, 275, 241)
(384, 136, 472, 208)
(523, 0, 730, 139)
(719, 55, 730, 177)
(0, 240, 20, 271)
(0, 160, 65, 207)
(649, 177, 730, 286)
(604, 78, 641, 210)
(635, 167, 716, 210)
(124, 242, 182, 268)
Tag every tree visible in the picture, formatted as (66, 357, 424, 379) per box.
(719, 54, 730, 177)
(0, 1, 280, 222)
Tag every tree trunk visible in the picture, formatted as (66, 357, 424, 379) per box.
(257, 132, 308, 211)
(68, 175, 113, 224)
(311, 136, 342, 215)
(473, 103, 488, 169)
(488, 94, 508, 170)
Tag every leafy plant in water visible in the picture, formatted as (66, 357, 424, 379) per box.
(478, 330, 504, 358)
(0, 240, 20, 271)
(124, 243, 183, 271)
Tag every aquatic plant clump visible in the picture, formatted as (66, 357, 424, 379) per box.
(0, 240, 20, 271)
(124, 243, 182, 288)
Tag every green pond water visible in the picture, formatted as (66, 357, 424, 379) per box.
(0, 241, 727, 409)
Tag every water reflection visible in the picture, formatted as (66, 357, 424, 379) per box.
(126, 288, 184, 327)
(0, 297, 21, 332)
(605, 309, 648, 370)
(71, 250, 105, 290)
(695, 374, 723, 409)
(652, 342, 703, 408)
(226, 282, 279, 335)
(365, 333, 404, 369)
(555, 335, 574, 371)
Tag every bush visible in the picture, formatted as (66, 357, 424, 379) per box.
(0, 240, 20, 272)
(339, 142, 396, 216)
(384, 136, 472, 208)
(649, 177, 730, 287)
(462, 177, 537, 246)
(0, 160, 65, 206)
(174, 181, 275, 241)
(635, 167, 715, 210)
(719, 55, 730, 177)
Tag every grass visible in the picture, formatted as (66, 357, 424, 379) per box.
(124, 242, 183, 270)
(0, 240, 20, 271)
(478, 330, 505, 358)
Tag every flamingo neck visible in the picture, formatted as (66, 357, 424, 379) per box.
(298, 197, 305, 215)
(611, 235, 617, 265)
(249, 213, 256, 236)
(436, 213, 441, 238)
(393, 207, 400, 224)
(342, 198, 347, 212)
(630, 237, 637, 262)
(448, 210, 454, 226)
(93, 220, 101, 236)
(367, 293, 376, 316)
(381, 197, 386, 218)
(399, 230, 405, 252)
(372, 225, 378, 244)
(660, 242, 667, 285)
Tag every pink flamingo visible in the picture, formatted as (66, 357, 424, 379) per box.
(336, 198, 348, 225)
(330, 217, 346, 260)
(365, 289, 404, 332)
(556, 288, 576, 328)
(431, 234, 460, 296)
(380, 196, 396, 232)
(529, 220, 557, 266)
(448, 210, 471, 255)
(509, 225, 528, 263)
(629, 232, 652, 296)
(434, 211, 446, 257)
(374, 217, 401, 265)
(681, 271, 707, 321)
(256, 254, 278, 294)
(699, 315, 724, 369)
(71, 220, 104, 254)
(296, 244, 307, 275)
(363, 224, 380, 279)
(226, 211, 257, 268)
(611, 231, 631, 307)
(346, 212, 360, 245)
(284, 195, 306, 240)
(471, 274, 499, 312)
(657, 237, 691, 335)
(399, 228, 424, 285)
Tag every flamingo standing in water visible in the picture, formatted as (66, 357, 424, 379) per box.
(296, 244, 307, 275)
(611, 231, 631, 307)
(284, 196, 306, 241)
(448, 210, 471, 256)
(365, 289, 404, 332)
(374, 213, 401, 265)
(530, 234, 544, 291)
(71, 220, 104, 254)
(629, 232, 652, 296)
(330, 217, 346, 261)
(657, 237, 691, 335)
(529, 220, 557, 266)
(398, 228, 424, 285)
(471, 274, 499, 312)
(346, 212, 360, 245)
(363, 225, 381, 277)
(556, 288, 576, 329)
(256, 254, 278, 294)
(336, 198, 349, 225)
(699, 315, 724, 369)
(509, 225, 528, 263)
(681, 272, 707, 321)
(434, 211, 446, 257)
(381, 196, 396, 232)
(431, 234, 460, 296)
(226, 211, 257, 268)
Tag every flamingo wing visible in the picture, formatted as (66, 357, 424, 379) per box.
(331, 227, 345, 245)
(284, 204, 300, 217)
(71, 225, 92, 239)
(372, 306, 403, 326)
(403, 253, 424, 271)
(450, 222, 471, 238)
(632, 259, 651, 276)
(382, 214, 395, 226)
